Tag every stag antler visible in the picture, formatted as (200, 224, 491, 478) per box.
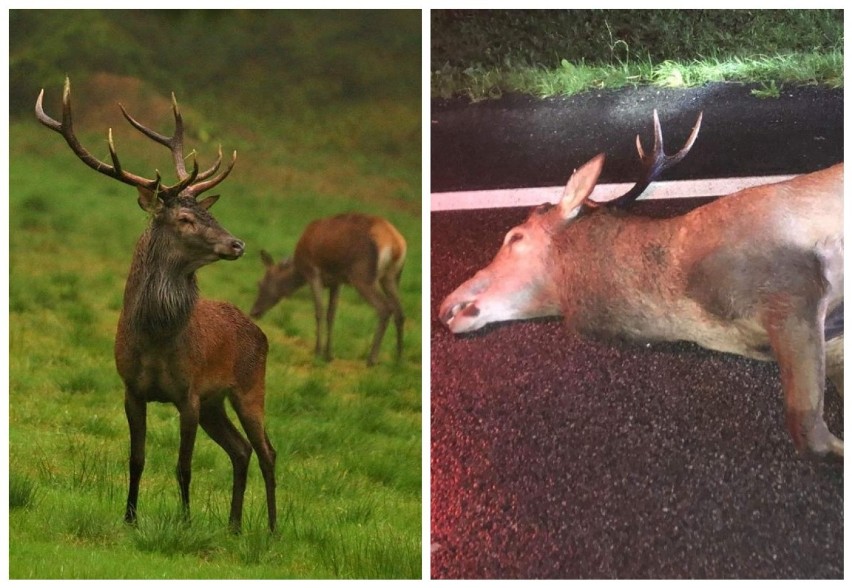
(35, 77, 236, 200)
(583, 110, 702, 214)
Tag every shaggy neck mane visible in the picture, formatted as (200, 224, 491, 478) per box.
(124, 225, 199, 339)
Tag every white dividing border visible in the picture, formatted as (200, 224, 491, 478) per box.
(431, 175, 795, 211)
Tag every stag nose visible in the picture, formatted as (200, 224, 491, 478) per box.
(231, 239, 245, 258)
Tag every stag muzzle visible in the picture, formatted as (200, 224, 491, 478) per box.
(215, 237, 246, 261)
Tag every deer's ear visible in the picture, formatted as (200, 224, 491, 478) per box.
(558, 153, 605, 219)
(260, 249, 275, 267)
(198, 194, 220, 210)
(137, 186, 163, 213)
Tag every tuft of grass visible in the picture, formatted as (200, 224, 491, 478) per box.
(131, 509, 223, 557)
(10, 473, 39, 510)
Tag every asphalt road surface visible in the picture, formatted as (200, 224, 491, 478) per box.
(430, 85, 844, 579)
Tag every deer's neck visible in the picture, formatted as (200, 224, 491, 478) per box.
(122, 229, 199, 340)
(552, 212, 682, 339)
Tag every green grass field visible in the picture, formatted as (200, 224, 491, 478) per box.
(8, 69, 422, 578)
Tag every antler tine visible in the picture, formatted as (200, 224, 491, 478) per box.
(185, 150, 237, 198)
(35, 77, 160, 190)
(118, 92, 189, 181)
(607, 110, 702, 211)
(195, 144, 224, 182)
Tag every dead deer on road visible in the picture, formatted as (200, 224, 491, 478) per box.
(36, 78, 277, 531)
(250, 213, 406, 366)
(439, 111, 843, 459)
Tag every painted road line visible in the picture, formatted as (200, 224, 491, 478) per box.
(430, 175, 796, 212)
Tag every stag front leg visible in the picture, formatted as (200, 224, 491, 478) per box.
(176, 396, 201, 521)
(124, 391, 147, 525)
(766, 300, 843, 459)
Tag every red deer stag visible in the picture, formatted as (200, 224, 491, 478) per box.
(250, 213, 406, 366)
(439, 111, 843, 459)
(36, 78, 277, 532)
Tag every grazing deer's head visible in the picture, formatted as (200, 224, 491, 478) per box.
(249, 251, 304, 319)
(439, 110, 702, 334)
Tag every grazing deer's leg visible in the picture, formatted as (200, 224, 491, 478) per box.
(352, 280, 392, 366)
(325, 284, 341, 361)
(766, 298, 843, 459)
(124, 392, 147, 524)
(176, 395, 201, 520)
(306, 274, 327, 360)
(199, 400, 252, 533)
(380, 272, 405, 361)
(231, 392, 277, 532)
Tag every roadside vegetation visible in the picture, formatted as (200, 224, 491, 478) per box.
(9, 10, 421, 579)
(431, 9, 843, 100)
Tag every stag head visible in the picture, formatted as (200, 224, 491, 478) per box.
(35, 77, 245, 268)
(439, 111, 702, 334)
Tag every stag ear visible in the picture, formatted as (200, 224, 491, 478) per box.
(260, 249, 275, 267)
(197, 194, 220, 210)
(136, 186, 163, 213)
(558, 153, 605, 219)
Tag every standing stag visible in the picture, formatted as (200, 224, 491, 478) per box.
(439, 111, 843, 459)
(36, 78, 277, 531)
(250, 213, 406, 366)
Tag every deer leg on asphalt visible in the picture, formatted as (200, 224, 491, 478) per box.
(124, 392, 147, 525)
(232, 392, 277, 532)
(825, 336, 844, 399)
(199, 399, 252, 533)
(766, 298, 843, 459)
(176, 395, 201, 522)
(352, 280, 392, 366)
(379, 272, 405, 361)
(325, 284, 341, 361)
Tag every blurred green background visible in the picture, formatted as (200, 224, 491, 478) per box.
(9, 9, 422, 579)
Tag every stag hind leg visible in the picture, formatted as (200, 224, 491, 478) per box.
(199, 399, 252, 533)
(765, 296, 843, 459)
(230, 390, 277, 532)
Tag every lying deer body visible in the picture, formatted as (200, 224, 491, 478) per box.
(36, 78, 277, 531)
(250, 213, 406, 366)
(439, 112, 843, 459)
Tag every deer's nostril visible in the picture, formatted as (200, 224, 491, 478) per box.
(232, 239, 245, 255)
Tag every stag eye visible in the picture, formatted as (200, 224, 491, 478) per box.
(177, 214, 195, 226)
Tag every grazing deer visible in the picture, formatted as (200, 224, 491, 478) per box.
(35, 78, 277, 531)
(439, 111, 843, 459)
(250, 213, 406, 366)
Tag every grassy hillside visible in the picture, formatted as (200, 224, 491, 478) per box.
(9, 10, 422, 580)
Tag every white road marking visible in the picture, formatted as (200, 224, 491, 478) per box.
(431, 175, 796, 211)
